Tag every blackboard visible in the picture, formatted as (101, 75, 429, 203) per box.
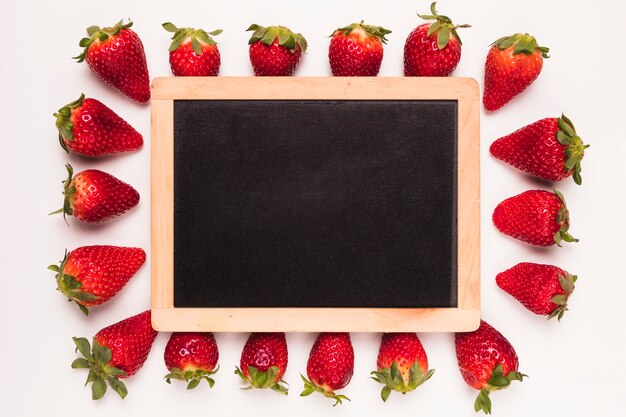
(151, 77, 480, 332)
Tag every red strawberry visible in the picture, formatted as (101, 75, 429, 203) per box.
(371, 333, 434, 401)
(497, 262, 577, 321)
(164, 332, 219, 389)
(246, 24, 307, 76)
(53, 94, 143, 157)
(492, 189, 577, 247)
(490, 115, 589, 185)
(328, 21, 391, 76)
(301, 333, 354, 406)
(483, 33, 549, 111)
(455, 320, 526, 414)
(71, 311, 158, 400)
(51, 164, 139, 224)
(235, 333, 289, 394)
(74, 20, 150, 103)
(162, 22, 222, 76)
(47, 246, 145, 315)
(404, 2, 470, 76)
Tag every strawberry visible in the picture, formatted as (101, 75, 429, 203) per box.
(328, 21, 391, 76)
(246, 24, 307, 76)
(497, 262, 577, 321)
(164, 332, 219, 389)
(404, 2, 470, 76)
(71, 311, 158, 400)
(47, 246, 145, 315)
(492, 189, 577, 247)
(490, 115, 589, 185)
(483, 33, 549, 111)
(162, 22, 222, 76)
(235, 333, 289, 394)
(455, 320, 526, 414)
(74, 20, 150, 103)
(51, 164, 139, 224)
(371, 333, 434, 401)
(53, 94, 143, 157)
(301, 333, 354, 406)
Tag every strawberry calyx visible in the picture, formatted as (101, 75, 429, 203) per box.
(71, 336, 128, 400)
(491, 33, 549, 58)
(300, 374, 350, 406)
(474, 363, 526, 414)
(49, 163, 76, 223)
(54, 94, 85, 150)
(418, 1, 471, 48)
(246, 24, 307, 53)
(162, 22, 222, 56)
(47, 250, 98, 316)
(331, 21, 392, 44)
(553, 189, 579, 246)
(74, 19, 134, 63)
(556, 114, 589, 185)
(370, 360, 435, 402)
(548, 272, 578, 321)
(235, 366, 289, 395)
(165, 365, 219, 390)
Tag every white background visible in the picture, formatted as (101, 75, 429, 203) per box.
(1, 0, 625, 415)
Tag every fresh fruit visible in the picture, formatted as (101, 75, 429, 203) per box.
(328, 21, 391, 76)
(74, 20, 150, 103)
(235, 333, 288, 394)
(164, 332, 219, 389)
(53, 94, 143, 157)
(490, 115, 588, 185)
(371, 333, 434, 401)
(51, 164, 139, 224)
(404, 2, 470, 76)
(455, 320, 526, 414)
(497, 262, 577, 321)
(47, 246, 145, 315)
(483, 33, 549, 111)
(162, 22, 222, 76)
(301, 333, 354, 406)
(71, 311, 158, 400)
(246, 24, 307, 76)
(492, 189, 577, 247)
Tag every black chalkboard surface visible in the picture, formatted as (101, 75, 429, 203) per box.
(150, 77, 480, 332)
(173, 100, 457, 308)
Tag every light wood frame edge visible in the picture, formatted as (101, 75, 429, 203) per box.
(151, 77, 480, 332)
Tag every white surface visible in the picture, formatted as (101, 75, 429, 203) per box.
(1, 0, 625, 415)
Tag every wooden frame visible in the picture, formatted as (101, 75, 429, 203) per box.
(151, 77, 480, 332)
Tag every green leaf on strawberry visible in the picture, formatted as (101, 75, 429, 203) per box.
(71, 337, 128, 400)
(246, 24, 307, 53)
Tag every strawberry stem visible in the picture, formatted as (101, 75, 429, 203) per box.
(418, 1, 471, 48)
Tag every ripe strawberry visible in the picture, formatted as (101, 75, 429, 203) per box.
(47, 246, 146, 315)
(164, 332, 219, 389)
(235, 333, 289, 394)
(301, 333, 354, 406)
(71, 311, 158, 400)
(328, 21, 391, 76)
(74, 20, 150, 103)
(53, 94, 143, 157)
(492, 189, 577, 247)
(497, 262, 577, 321)
(51, 164, 139, 224)
(246, 24, 307, 76)
(162, 22, 222, 76)
(483, 33, 549, 111)
(371, 333, 434, 402)
(404, 2, 470, 76)
(490, 115, 589, 185)
(455, 320, 526, 414)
